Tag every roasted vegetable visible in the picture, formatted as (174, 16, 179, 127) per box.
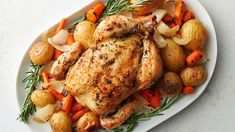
(50, 111, 72, 132)
(180, 66, 207, 86)
(31, 89, 54, 107)
(29, 42, 54, 65)
(159, 72, 183, 97)
(160, 38, 185, 72)
(77, 111, 100, 132)
(86, 3, 105, 22)
(33, 104, 56, 123)
(172, 19, 207, 50)
(157, 21, 179, 37)
(74, 21, 96, 50)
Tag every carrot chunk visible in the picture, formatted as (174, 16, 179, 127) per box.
(71, 107, 90, 122)
(71, 102, 84, 113)
(186, 50, 204, 66)
(61, 93, 74, 115)
(47, 85, 64, 101)
(86, 3, 105, 22)
(182, 86, 194, 94)
(55, 18, 67, 34)
(42, 72, 50, 87)
(150, 90, 161, 108)
(66, 34, 75, 45)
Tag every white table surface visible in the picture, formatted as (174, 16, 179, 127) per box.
(0, 0, 235, 131)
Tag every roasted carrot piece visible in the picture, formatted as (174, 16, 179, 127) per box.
(86, 3, 105, 22)
(47, 85, 64, 101)
(183, 11, 195, 23)
(53, 49, 63, 60)
(140, 89, 154, 103)
(42, 72, 50, 87)
(162, 14, 177, 28)
(66, 34, 75, 45)
(61, 93, 74, 115)
(71, 102, 84, 113)
(71, 107, 90, 122)
(174, 0, 186, 25)
(150, 90, 161, 108)
(55, 18, 67, 34)
(163, 14, 175, 25)
(169, 23, 177, 28)
(182, 86, 194, 94)
(186, 50, 204, 66)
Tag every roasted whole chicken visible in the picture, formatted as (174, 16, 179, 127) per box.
(50, 15, 163, 129)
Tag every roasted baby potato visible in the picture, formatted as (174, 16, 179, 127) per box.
(180, 66, 207, 86)
(31, 89, 54, 107)
(160, 72, 183, 97)
(160, 38, 185, 72)
(50, 111, 72, 132)
(74, 20, 96, 50)
(77, 111, 100, 132)
(29, 41, 54, 65)
(181, 19, 207, 51)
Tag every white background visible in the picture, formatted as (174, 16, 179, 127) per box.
(0, 0, 235, 131)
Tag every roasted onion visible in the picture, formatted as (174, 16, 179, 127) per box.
(33, 104, 56, 123)
(157, 21, 179, 37)
(172, 19, 207, 50)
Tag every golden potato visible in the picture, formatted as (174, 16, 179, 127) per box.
(29, 41, 54, 65)
(50, 111, 72, 132)
(181, 19, 207, 51)
(31, 89, 54, 107)
(77, 111, 100, 132)
(160, 38, 185, 72)
(180, 66, 207, 86)
(160, 72, 183, 97)
(74, 21, 96, 50)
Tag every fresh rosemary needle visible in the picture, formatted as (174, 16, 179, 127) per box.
(17, 64, 41, 123)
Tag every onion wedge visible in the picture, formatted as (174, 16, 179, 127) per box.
(33, 104, 56, 123)
(153, 28, 167, 48)
(49, 79, 65, 93)
(172, 35, 192, 45)
(48, 38, 71, 52)
(157, 21, 179, 37)
(152, 9, 167, 23)
(50, 29, 69, 45)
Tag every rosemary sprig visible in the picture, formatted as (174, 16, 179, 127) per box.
(17, 63, 41, 123)
(114, 93, 183, 132)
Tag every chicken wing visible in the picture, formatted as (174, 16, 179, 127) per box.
(50, 42, 82, 80)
